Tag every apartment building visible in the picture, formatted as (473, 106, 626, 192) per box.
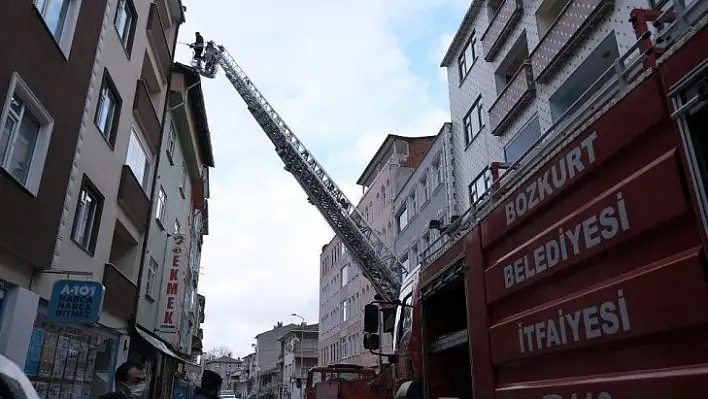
(393, 123, 456, 271)
(0, 0, 187, 397)
(279, 323, 319, 399)
(130, 61, 214, 395)
(318, 135, 434, 367)
(441, 0, 666, 214)
(0, 0, 105, 370)
(204, 355, 242, 390)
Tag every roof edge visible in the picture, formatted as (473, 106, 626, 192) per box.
(440, 0, 484, 67)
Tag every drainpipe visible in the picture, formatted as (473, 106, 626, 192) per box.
(132, 22, 183, 334)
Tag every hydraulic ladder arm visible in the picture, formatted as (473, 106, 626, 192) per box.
(191, 42, 403, 302)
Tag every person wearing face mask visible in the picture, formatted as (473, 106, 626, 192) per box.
(194, 370, 222, 399)
(99, 361, 148, 399)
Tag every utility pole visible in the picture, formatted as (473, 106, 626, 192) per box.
(291, 313, 305, 399)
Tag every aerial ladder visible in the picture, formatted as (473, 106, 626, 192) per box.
(188, 41, 404, 303)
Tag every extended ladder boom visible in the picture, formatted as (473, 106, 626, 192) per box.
(193, 42, 403, 302)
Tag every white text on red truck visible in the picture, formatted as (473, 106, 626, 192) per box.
(505, 132, 598, 226)
(517, 289, 631, 353)
(503, 191, 630, 289)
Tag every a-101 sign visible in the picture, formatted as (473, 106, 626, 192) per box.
(48, 280, 105, 324)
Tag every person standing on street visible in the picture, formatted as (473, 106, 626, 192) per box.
(194, 370, 222, 399)
(98, 361, 148, 399)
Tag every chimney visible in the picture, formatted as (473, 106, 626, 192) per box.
(275, 321, 283, 329)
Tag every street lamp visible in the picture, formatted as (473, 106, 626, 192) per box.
(291, 313, 305, 399)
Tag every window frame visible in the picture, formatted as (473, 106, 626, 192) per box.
(0, 72, 54, 196)
(468, 167, 494, 207)
(396, 205, 409, 233)
(114, 0, 137, 55)
(125, 127, 151, 189)
(165, 120, 176, 162)
(457, 32, 478, 83)
(33, 0, 84, 58)
(433, 155, 444, 188)
(70, 176, 104, 255)
(94, 70, 122, 146)
(146, 257, 158, 299)
(156, 186, 167, 227)
(463, 96, 484, 146)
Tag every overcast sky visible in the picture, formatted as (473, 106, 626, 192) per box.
(174, 0, 466, 358)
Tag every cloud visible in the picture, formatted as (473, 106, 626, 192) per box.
(176, 0, 454, 356)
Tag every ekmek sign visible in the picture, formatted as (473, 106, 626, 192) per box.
(157, 234, 189, 333)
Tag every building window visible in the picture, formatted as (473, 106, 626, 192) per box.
(401, 254, 410, 274)
(421, 174, 430, 203)
(146, 257, 158, 297)
(34, 0, 72, 40)
(463, 97, 484, 145)
(71, 178, 103, 253)
(433, 156, 443, 188)
(125, 128, 150, 188)
(458, 32, 478, 82)
(504, 116, 542, 164)
(94, 72, 120, 143)
(156, 187, 167, 225)
(341, 264, 349, 287)
(342, 300, 348, 322)
(165, 121, 176, 160)
(396, 205, 408, 233)
(468, 168, 493, 206)
(114, 0, 136, 51)
(409, 191, 417, 215)
(0, 73, 54, 194)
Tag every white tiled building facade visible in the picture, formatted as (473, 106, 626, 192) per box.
(443, 0, 661, 210)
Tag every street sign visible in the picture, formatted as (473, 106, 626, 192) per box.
(48, 280, 105, 324)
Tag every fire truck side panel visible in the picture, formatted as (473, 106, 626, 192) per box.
(482, 74, 669, 273)
(460, 22, 708, 398)
(464, 228, 495, 399)
(480, 72, 668, 250)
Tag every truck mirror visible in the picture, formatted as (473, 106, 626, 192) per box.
(381, 306, 396, 333)
(363, 332, 380, 350)
(364, 304, 379, 333)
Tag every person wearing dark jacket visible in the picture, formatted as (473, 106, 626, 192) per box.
(194, 370, 222, 399)
(98, 361, 148, 399)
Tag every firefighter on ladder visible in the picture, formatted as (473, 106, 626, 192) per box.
(203, 41, 217, 76)
(190, 32, 204, 67)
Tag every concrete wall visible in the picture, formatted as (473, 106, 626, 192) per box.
(393, 123, 455, 266)
(136, 110, 193, 335)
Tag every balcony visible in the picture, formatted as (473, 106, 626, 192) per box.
(117, 165, 150, 232)
(132, 80, 161, 153)
(481, 0, 523, 61)
(102, 263, 138, 321)
(147, 3, 171, 80)
(488, 62, 535, 135)
(530, 0, 614, 83)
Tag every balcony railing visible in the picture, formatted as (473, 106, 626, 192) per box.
(488, 62, 535, 135)
(481, 0, 523, 61)
(147, 3, 171, 80)
(132, 80, 161, 153)
(530, 0, 614, 83)
(102, 263, 138, 321)
(117, 165, 150, 232)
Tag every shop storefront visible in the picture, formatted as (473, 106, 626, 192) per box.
(23, 301, 120, 398)
(129, 326, 182, 399)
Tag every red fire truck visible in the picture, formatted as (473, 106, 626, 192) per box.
(364, 1, 708, 398)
